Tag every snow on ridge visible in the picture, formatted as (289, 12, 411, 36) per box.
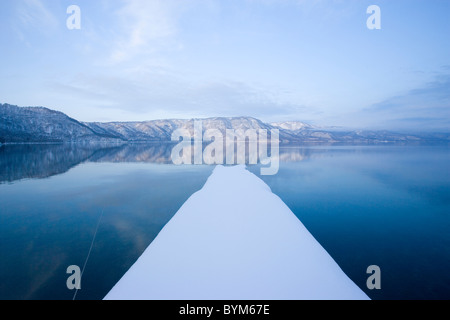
(104, 165, 370, 300)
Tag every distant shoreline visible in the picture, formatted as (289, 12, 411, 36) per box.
(2, 104, 449, 146)
(1, 140, 449, 147)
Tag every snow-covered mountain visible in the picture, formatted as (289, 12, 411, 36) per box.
(271, 121, 314, 132)
(84, 117, 275, 142)
(1, 103, 448, 144)
(0, 104, 121, 143)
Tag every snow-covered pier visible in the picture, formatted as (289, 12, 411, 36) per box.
(105, 165, 369, 300)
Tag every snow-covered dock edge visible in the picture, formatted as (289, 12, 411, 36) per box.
(105, 165, 369, 300)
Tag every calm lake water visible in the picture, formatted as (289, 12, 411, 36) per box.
(0, 143, 449, 300)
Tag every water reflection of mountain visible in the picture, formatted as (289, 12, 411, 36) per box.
(0, 143, 170, 184)
(87, 143, 174, 164)
(0, 143, 323, 184)
(0, 144, 107, 183)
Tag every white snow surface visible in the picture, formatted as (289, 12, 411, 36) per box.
(104, 165, 369, 300)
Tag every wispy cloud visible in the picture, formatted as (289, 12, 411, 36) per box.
(109, 0, 179, 64)
(16, 0, 58, 30)
(12, 0, 60, 46)
(48, 70, 314, 122)
(364, 69, 450, 131)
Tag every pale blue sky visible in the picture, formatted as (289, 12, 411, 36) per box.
(0, 0, 449, 131)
